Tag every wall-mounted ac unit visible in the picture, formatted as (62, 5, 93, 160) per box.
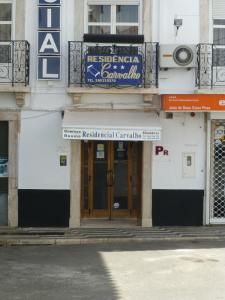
(160, 45, 197, 68)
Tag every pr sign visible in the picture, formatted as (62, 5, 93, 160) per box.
(85, 54, 143, 86)
(38, 0, 61, 80)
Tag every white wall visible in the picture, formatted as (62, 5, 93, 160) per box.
(152, 0, 200, 94)
(23, 0, 201, 97)
(19, 111, 71, 190)
(23, 0, 201, 96)
(81, 94, 143, 105)
(159, 69, 196, 94)
(0, 93, 17, 109)
(156, 0, 199, 44)
(17, 0, 206, 192)
(152, 112, 205, 190)
(18, 0, 74, 190)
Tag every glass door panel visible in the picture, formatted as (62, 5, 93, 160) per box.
(112, 142, 129, 214)
(93, 141, 108, 210)
(132, 143, 138, 210)
(0, 178, 8, 225)
(81, 141, 89, 211)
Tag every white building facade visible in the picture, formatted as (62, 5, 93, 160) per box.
(0, 0, 223, 228)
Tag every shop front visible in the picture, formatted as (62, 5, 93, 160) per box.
(207, 113, 225, 224)
(163, 93, 225, 226)
(65, 33, 160, 227)
(63, 110, 161, 227)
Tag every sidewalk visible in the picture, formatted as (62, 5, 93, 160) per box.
(1, 226, 225, 246)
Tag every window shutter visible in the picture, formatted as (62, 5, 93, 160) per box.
(213, 0, 225, 19)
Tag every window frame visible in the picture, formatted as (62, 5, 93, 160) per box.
(0, 0, 15, 67)
(85, 0, 142, 35)
(213, 19, 225, 66)
(87, 4, 112, 34)
(0, 0, 15, 42)
(115, 5, 140, 35)
(213, 20, 225, 45)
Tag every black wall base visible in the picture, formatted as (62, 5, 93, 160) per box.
(18, 190, 70, 227)
(18, 189, 204, 227)
(152, 189, 204, 226)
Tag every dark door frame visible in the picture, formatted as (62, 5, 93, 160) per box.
(81, 140, 142, 219)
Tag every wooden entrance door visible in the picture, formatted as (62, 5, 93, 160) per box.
(81, 141, 142, 219)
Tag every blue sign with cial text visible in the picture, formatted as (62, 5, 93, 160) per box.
(39, 7, 60, 29)
(38, 0, 61, 80)
(38, 57, 60, 80)
(85, 54, 143, 86)
(38, 31, 60, 55)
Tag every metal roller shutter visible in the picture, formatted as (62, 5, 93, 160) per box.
(213, 0, 225, 19)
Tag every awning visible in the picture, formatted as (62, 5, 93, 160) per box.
(62, 111, 161, 141)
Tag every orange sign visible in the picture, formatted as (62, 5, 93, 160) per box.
(163, 94, 225, 111)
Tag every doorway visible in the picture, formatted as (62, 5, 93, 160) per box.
(0, 121, 8, 226)
(81, 141, 142, 219)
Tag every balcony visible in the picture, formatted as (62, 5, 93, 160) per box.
(68, 41, 159, 89)
(197, 44, 225, 90)
(0, 40, 30, 87)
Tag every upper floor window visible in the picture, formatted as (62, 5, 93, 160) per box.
(212, 0, 225, 66)
(213, 19, 225, 45)
(0, 1, 13, 63)
(87, 4, 140, 35)
(213, 19, 225, 66)
(0, 2, 12, 41)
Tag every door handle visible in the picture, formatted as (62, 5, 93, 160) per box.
(111, 171, 115, 186)
(107, 170, 114, 187)
(107, 171, 112, 187)
(109, 171, 113, 187)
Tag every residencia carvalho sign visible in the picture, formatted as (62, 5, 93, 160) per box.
(63, 128, 161, 142)
(85, 54, 143, 86)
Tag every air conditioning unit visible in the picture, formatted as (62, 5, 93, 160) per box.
(160, 45, 197, 68)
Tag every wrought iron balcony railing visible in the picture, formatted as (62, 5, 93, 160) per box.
(197, 43, 225, 89)
(0, 40, 30, 86)
(68, 42, 159, 88)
